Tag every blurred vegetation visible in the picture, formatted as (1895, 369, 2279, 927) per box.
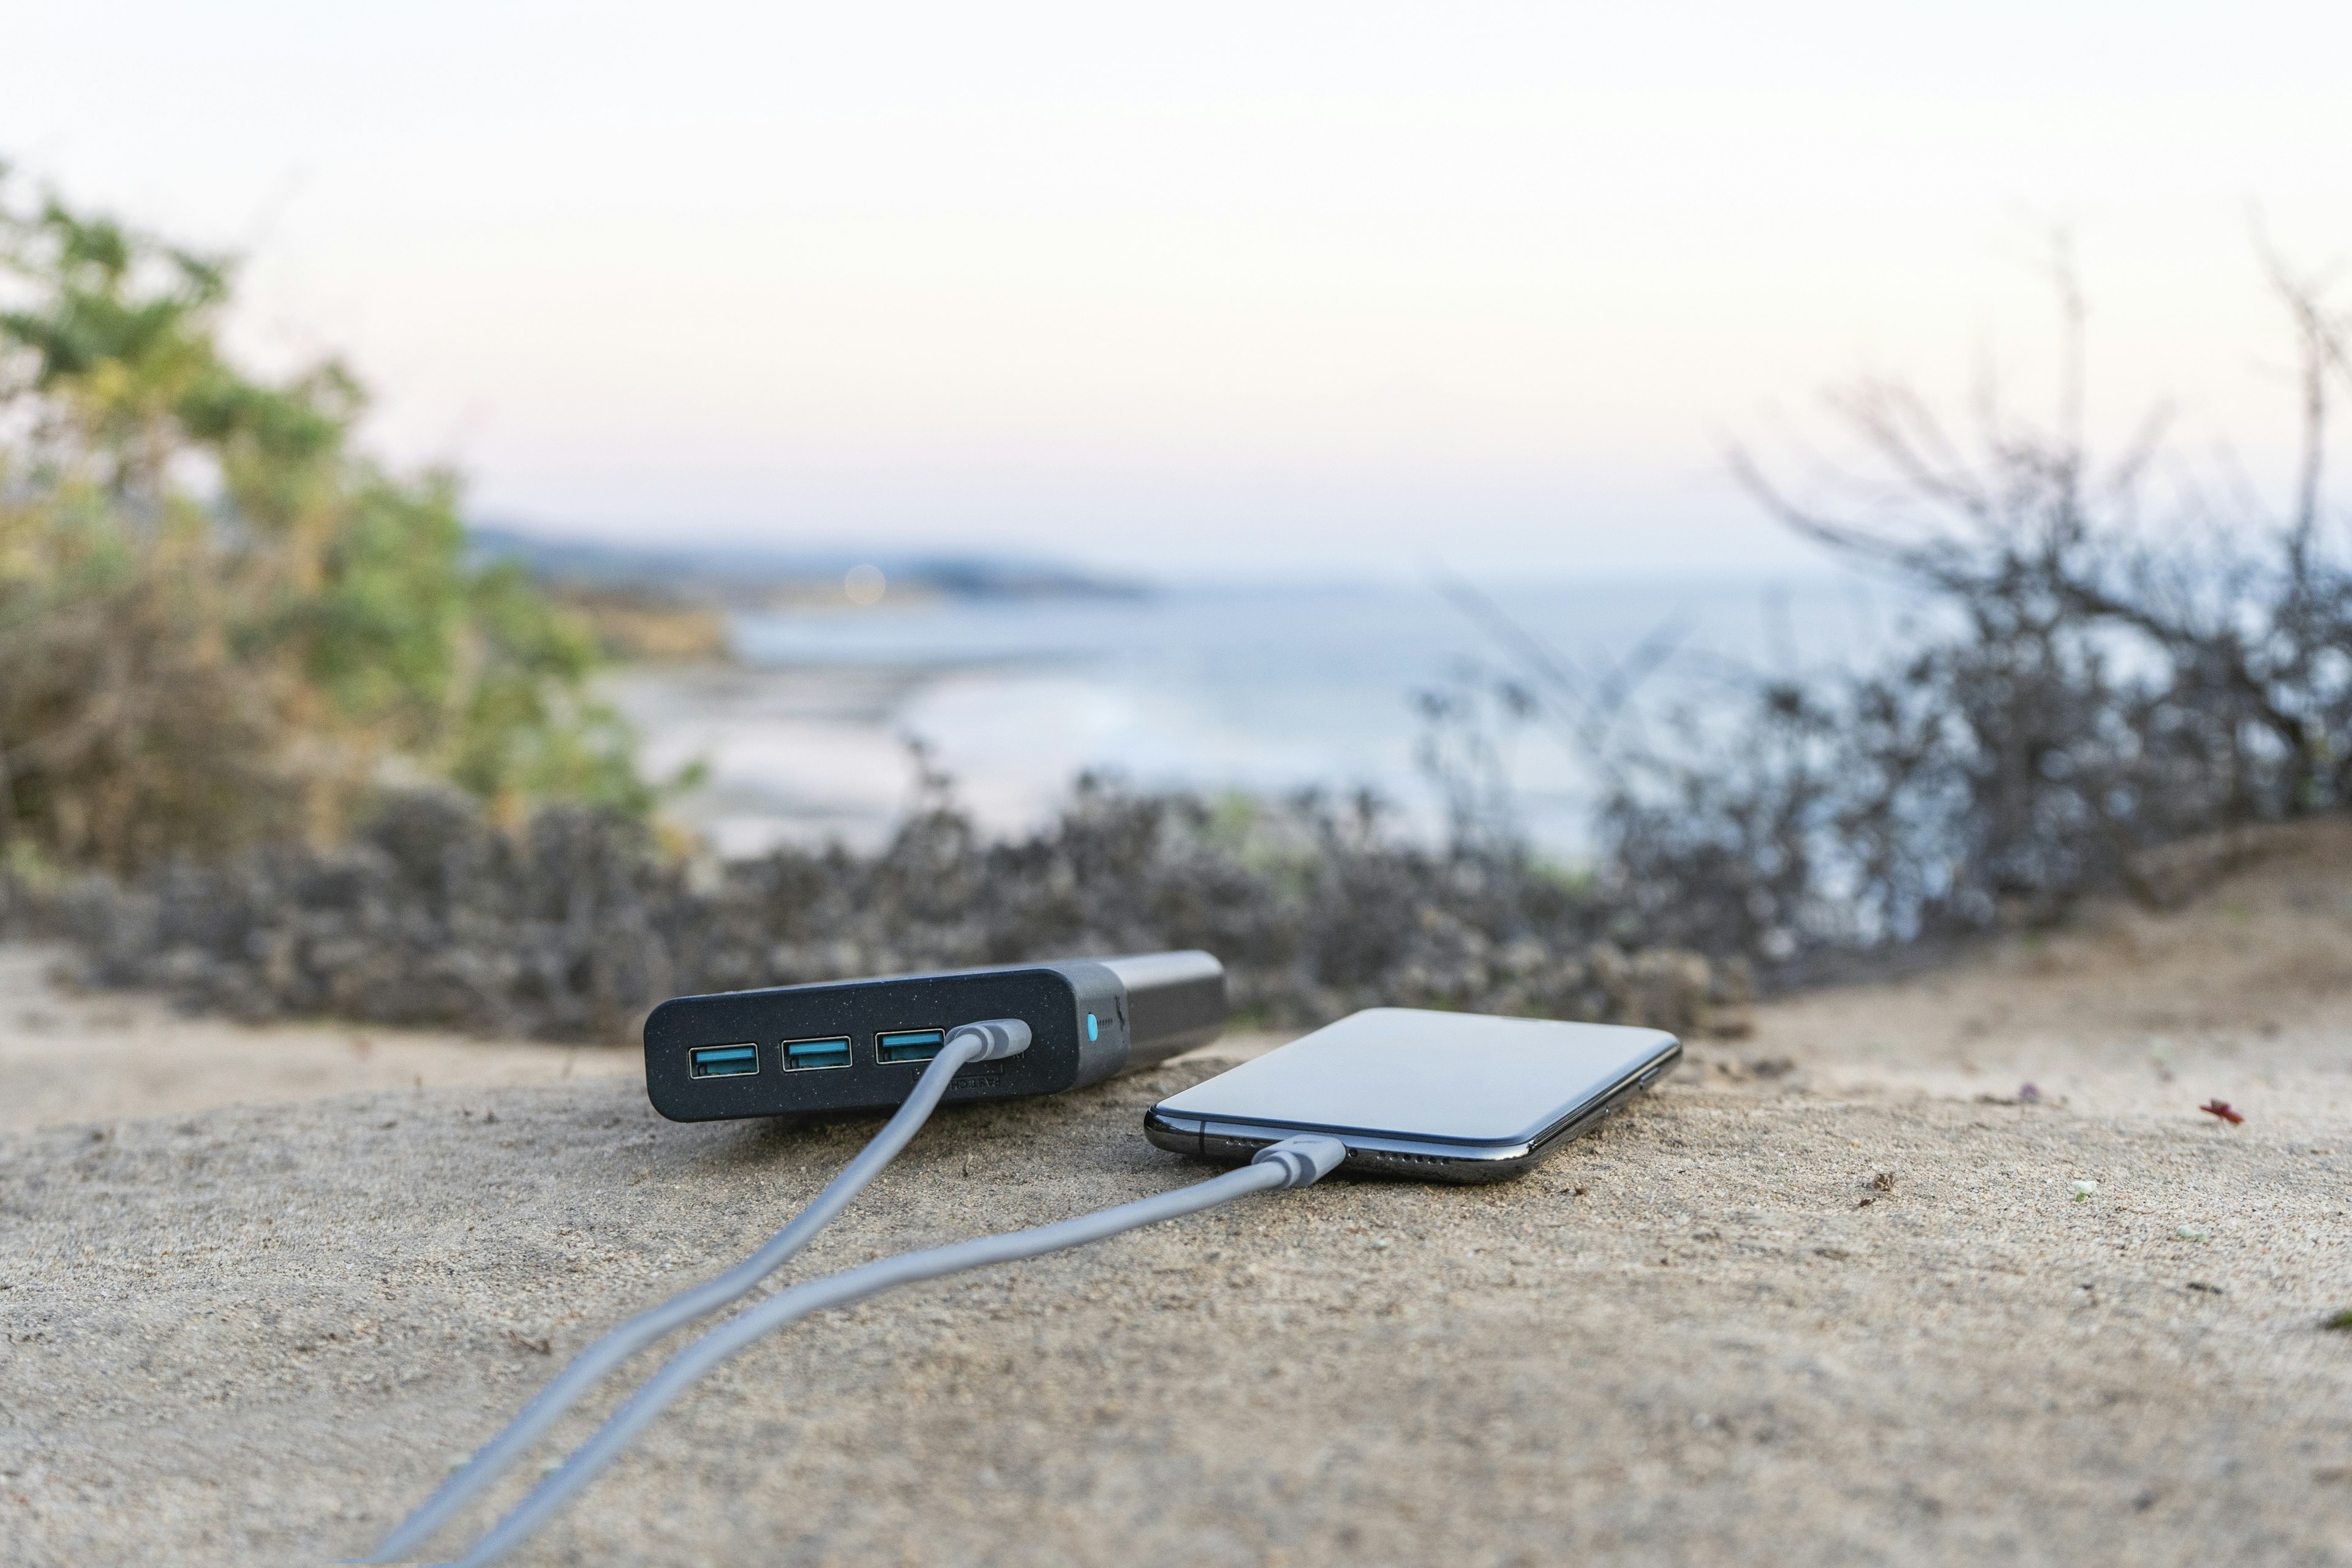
(0, 172, 642, 876)
(12, 179, 2348, 1042)
(1439, 246, 2352, 973)
(547, 583, 733, 663)
(54, 774, 1748, 1042)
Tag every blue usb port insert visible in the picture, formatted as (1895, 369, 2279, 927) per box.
(782, 1036, 853, 1071)
(688, 1044, 760, 1079)
(875, 1028, 946, 1065)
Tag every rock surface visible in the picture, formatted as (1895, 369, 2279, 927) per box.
(4, 830, 2351, 1566)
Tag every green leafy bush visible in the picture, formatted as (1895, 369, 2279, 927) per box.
(0, 173, 641, 873)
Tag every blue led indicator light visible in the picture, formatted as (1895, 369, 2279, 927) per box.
(1086, 1012, 1099, 1041)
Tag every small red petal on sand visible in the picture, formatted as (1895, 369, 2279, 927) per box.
(2198, 1099, 2244, 1125)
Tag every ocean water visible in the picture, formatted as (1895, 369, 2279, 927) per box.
(604, 571, 1898, 858)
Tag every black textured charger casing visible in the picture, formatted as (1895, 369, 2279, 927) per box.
(642, 951, 1226, 1122)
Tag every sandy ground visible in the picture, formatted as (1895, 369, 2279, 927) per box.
(4, 828, 2351, 1566)
(0, 946, 642, 1133)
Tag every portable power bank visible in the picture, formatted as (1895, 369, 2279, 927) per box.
(643, 951, 1226, 1121)
(1144, 1007, 1680, 1181)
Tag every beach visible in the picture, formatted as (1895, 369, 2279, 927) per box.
(603, 573, 1892, 858)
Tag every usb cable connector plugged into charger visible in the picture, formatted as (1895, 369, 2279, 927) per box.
(368, 1016, 1036, 1564)
(368, 967, 1680, 1567)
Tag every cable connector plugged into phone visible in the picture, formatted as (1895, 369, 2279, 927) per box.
(369, 992, 1680, 1567)
(410, 1134, 1348, 1568)
(1246, 1133, 1348, 1187)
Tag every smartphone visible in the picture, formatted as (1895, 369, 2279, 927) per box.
(1144, 1007, 1680, 1182)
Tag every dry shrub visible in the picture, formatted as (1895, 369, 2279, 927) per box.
(1447, 248, 2352, 975)
(0, 503, 290, 872)
(52, 778, 1744, 1043)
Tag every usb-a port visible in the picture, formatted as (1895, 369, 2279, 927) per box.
(688, 1044, 760, 1079)
(875, 1028, 946, 1065)
(782, 1036, 852, 1071)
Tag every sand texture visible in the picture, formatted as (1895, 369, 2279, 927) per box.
(4, 826, 2351, 1566)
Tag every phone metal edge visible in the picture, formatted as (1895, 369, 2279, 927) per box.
(1143, 1038, 1683, 1184)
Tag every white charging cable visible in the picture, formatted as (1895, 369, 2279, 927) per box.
(440, 1134, 1346, 1567)
(367, 1018, 1033, 1563)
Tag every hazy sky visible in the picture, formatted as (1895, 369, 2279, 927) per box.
(7, 1, 2351, 578)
